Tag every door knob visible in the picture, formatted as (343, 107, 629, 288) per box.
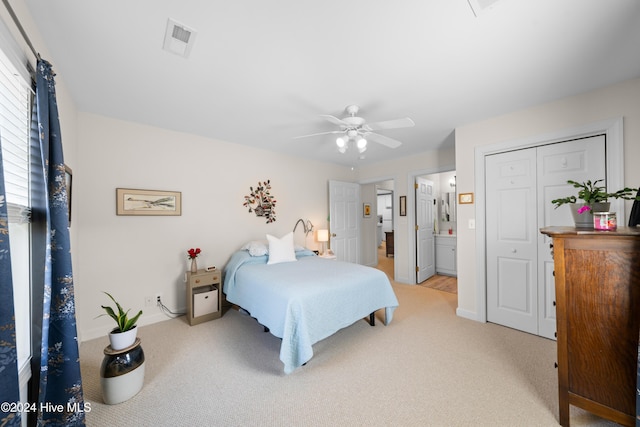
(331, 233, 337, 237)
(511, 248, 517, 253)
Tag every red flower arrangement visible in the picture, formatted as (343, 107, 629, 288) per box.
(187, 248, 201, 259)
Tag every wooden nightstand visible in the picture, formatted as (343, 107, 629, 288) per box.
(186, 269, 222, 325)
(318, 253, 337, 260)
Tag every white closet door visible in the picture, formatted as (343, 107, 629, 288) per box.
(536, 135, 606, 338)
(486, 148, 539, 334)
(486, 135, 606, 338)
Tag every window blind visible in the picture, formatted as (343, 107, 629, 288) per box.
(0, 47, 31, 223)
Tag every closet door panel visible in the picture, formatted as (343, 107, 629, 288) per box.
(536, 135, 606, 339)
(486, 148, 538, 334)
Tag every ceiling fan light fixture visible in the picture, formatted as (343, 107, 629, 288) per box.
(336, 137, 347, 148)
(357, 137, 367, 153)
(347, 129, 358, 138)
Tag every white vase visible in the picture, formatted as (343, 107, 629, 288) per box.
(190, 258, 198, 273)
(109, 326, 137, 351)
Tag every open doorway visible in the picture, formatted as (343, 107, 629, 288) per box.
(376, 184, 394, 280)
(416, 170, 458, 294)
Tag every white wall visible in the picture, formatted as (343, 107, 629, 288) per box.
(75, 113, 354, 340)
(454, 77, 640, 321)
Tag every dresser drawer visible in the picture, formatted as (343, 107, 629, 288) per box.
(190, 271, 220, 286)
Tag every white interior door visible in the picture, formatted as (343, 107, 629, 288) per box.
(486, 148, 539, 334)
(329, 180, 359, 263)
(416, 177, 435, 283)
(486, 135, 606, 338)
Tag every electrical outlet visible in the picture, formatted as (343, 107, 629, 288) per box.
(144, 294, 162, 307)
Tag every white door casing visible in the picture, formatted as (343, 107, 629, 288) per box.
(472, 118, 624, 326)
(416, 177, 435, 283)
(329, 180, 360, 263)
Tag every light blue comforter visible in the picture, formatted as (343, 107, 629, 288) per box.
(223, 250, 399, 374)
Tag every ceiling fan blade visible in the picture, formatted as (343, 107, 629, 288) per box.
(293, 130, 344, 139)
(363, 132, 403, 149)
(365, 117, 415, 131)
(319, 115, 349, 127)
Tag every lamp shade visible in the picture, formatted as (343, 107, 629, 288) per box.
(317, 229, 329, 242)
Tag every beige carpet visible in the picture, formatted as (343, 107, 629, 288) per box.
(80, 279, 618, 426)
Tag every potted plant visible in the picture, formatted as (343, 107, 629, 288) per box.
(551, 179, 640, 227)
(99, 292, 143, 350)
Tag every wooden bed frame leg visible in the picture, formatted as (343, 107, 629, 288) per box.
(369, 312, 375, 326)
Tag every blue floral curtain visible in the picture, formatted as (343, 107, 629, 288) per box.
(0, 131, 21, 427)
(35, 59, 85, 426)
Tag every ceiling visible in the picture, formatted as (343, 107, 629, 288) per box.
(22, 0, 640, 167)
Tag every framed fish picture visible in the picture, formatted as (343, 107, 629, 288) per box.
(116, 188, 182, 216)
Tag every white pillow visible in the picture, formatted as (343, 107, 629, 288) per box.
(241, 240, 269, 256)
(266, 232, 297, 265)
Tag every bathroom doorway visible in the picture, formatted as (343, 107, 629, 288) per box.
(416, 170, 458, 292)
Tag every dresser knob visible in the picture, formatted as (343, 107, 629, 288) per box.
(195, 279, 200, 284)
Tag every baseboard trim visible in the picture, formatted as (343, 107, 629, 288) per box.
(456, 307, 480, 322)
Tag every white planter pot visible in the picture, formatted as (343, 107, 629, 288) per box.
(569, 202, 610, 229)
(109, 326, 137, 351)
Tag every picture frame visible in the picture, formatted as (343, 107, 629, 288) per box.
(458, 192, 474, 204)
(116, 188, 182, 216)
(363, 203, 371, 218)
(64, 165, 72, 223)
(399, 196, 406, 216)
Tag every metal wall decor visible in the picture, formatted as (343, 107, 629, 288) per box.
(243, 179, 277, 223)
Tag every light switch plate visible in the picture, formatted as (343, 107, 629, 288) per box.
(468, 219, 476, 229)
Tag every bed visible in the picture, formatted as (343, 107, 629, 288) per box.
(223, 236, 399, 374)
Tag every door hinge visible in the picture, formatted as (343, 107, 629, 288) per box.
(415, 225, 419, 231)
(415, 183, 418, 189)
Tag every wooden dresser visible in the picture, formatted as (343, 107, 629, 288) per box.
(540, 226, 640, 427)
(384, 231, 394, 257)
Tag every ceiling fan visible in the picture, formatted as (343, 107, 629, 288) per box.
(294, 105, 415, 154)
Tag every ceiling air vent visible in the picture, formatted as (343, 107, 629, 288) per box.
(467, 0, 502, 17)
(163, 18, 197, 58)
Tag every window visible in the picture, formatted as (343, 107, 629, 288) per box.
(0, 44, 33, 398)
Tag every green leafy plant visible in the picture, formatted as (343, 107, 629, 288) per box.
(551, 179, 639, 208)
(99, 292, 143, 333)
